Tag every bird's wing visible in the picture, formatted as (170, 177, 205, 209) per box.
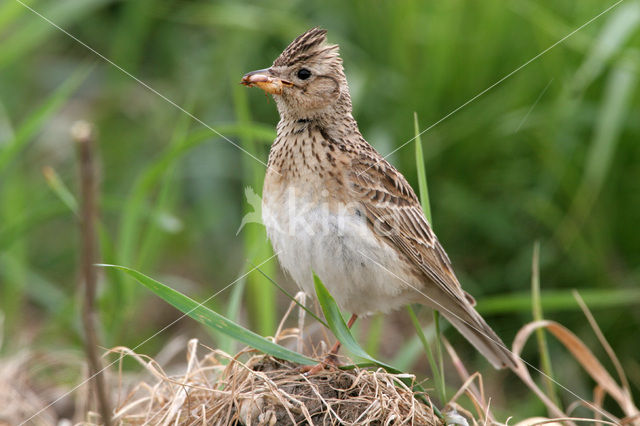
(347, 149, 474, 305)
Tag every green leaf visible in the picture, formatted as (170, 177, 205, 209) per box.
(101, 264, 316, 366)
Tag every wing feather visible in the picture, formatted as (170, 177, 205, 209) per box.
(348, 152, 466, 301)
(347, 151, 518, 369)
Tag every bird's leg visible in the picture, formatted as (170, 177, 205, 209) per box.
(302, 314, 358, 375)
(326, 314, 358, 356)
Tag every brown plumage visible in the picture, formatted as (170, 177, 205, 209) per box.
(242, 28, 516, 370)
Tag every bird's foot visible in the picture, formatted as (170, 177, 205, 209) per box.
(300, 354, 341, 375)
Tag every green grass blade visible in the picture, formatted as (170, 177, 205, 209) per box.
(251, 262, 328, 329)
(0, 1, 25, 30)
(364, 314, 384, 357)
(220, 270, 247, 354)
(117, 111, 193, 269)
(115, 118, 275, 306)
(0, 0, 113, 69)
(0, 66, 90, 172)
(583, 55, 638, 192)
(477, 288, 640, 314)
(572, 2, 640, 92)
(314, 273, 385, 364)
(101, 264, 316, 366)
(407, 305, 445, 403)
(116, 103, 199, 316)
(391, 322, 441, 370)
(0, 254, 77, 340)
(207, 260, 249, 355)
(0, 164, 30, 339)
(42, 166, 78, 216)
(433, 310, 445, 401)
(233, 80, 276, 336)
(413, 112, 445, 400)
(113, 119, 272, 335)
(413, 112, 432, 223)
(531, 241, 559, 406)
(96, 224, 126, 344)
(558, 53, 638, 249)
(136, 99, 192, 271)
(0, 204, 68, 252)
(39, 163, 125, 344)
(109, 0, 155, 73)
(1, 254, 68, 315)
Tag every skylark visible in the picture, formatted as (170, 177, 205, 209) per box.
(242, 28, 516, 369)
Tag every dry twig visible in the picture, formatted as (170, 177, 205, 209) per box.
(73, 121, 112, 425)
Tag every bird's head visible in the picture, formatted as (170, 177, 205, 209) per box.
(241, 28, 352, 121)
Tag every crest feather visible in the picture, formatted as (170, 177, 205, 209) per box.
(273, 27, 338, 67)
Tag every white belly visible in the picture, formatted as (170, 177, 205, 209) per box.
(262, 186, 416, 315)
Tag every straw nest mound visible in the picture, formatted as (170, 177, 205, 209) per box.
(114, 341, 438, 425)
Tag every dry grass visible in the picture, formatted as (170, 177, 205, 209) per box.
(2, 292, 638, 425)
(0, 349, 83, 426)
(110, 339, 438, 425)
(0, 351, 54, 425)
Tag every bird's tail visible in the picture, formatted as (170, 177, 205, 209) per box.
(443, 305, 517, 370)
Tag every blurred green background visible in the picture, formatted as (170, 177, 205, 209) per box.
(1, 0, 639, 420)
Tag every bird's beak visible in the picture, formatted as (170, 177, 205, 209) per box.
(241, 68, 293, 95)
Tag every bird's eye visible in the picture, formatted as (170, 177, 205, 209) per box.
(297, 68, 311, 80)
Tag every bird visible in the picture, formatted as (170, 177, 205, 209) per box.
(241, 27, 516, 370)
